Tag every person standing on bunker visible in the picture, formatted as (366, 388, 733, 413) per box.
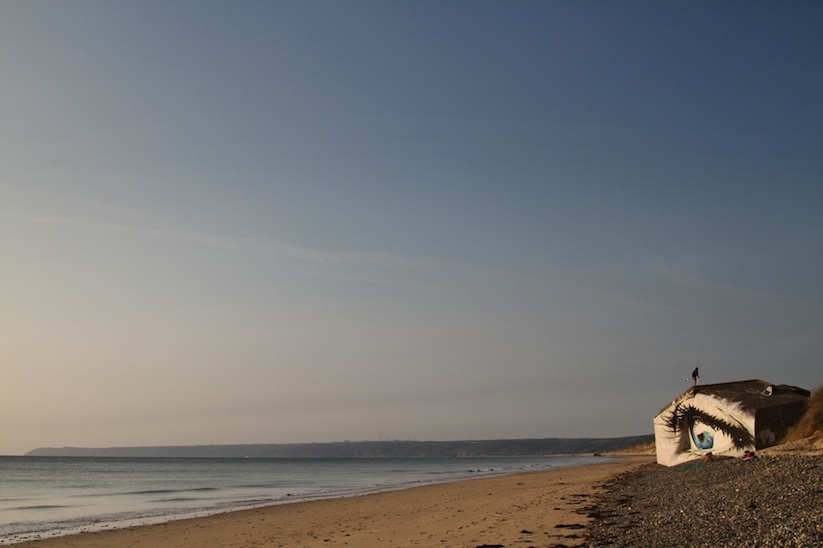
(692, 367, 701, 386)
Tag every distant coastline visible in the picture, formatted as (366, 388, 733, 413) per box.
(25, 435, 653, 459)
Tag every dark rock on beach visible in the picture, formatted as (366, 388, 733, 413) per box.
(584, 454, 823, 547)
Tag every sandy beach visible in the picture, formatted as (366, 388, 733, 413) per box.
(12, 457, 652, 548)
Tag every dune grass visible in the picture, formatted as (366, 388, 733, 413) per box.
(784, 384, 823, 441)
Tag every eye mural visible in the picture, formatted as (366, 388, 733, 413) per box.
(654, 392, 758, 466)
(664, 403, 754, 453)
(652, 380, 810, 467)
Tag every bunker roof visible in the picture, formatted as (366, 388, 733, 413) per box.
(657, 379, 809, 416)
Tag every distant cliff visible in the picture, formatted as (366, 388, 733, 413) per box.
(26, 435, 654, 458)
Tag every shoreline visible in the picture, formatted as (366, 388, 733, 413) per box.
(10, 456, 653, 547)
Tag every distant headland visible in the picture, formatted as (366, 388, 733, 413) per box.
(25, 435, 654, 458)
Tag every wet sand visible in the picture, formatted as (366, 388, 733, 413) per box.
(13, 457, 652, 547)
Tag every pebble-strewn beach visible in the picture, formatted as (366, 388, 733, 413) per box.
(585, 455, 823, 547)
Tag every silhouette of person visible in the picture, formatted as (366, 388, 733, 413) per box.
(692, 367, 701, 386)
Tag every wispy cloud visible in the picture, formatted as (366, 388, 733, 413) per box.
(1, 209, 238, 250)
(223, 222, 431, 269)
(0, 187, 448, 283)
(0, 183, 516, 294)
(646, 255, 807, 313)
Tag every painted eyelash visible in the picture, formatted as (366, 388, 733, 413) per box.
(664, 404, 753, 449)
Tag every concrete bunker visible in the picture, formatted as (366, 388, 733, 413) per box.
(653, 379, 809, 467)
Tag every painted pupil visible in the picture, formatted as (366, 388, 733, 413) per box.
(691, 428, 714, 450)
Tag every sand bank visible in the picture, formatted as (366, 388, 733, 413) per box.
(14, 457, 652, 547)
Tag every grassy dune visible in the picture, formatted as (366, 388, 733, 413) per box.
(786, 384, 823, 440)
(771, 384, 823, 453)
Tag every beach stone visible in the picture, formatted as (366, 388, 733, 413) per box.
(584, 454, 823, 547)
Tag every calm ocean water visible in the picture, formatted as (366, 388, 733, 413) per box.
(0, 455, 605, 544)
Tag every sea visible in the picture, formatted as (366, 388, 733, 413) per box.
(0, 454, 606, 544)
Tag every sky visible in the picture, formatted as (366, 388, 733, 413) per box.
(1, 1, 821, 456)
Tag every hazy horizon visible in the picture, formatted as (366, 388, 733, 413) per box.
(21, 434, 656, 457)
(2, 1, 821, 456)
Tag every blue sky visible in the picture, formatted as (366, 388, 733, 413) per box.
(1, 1, 821, 455)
